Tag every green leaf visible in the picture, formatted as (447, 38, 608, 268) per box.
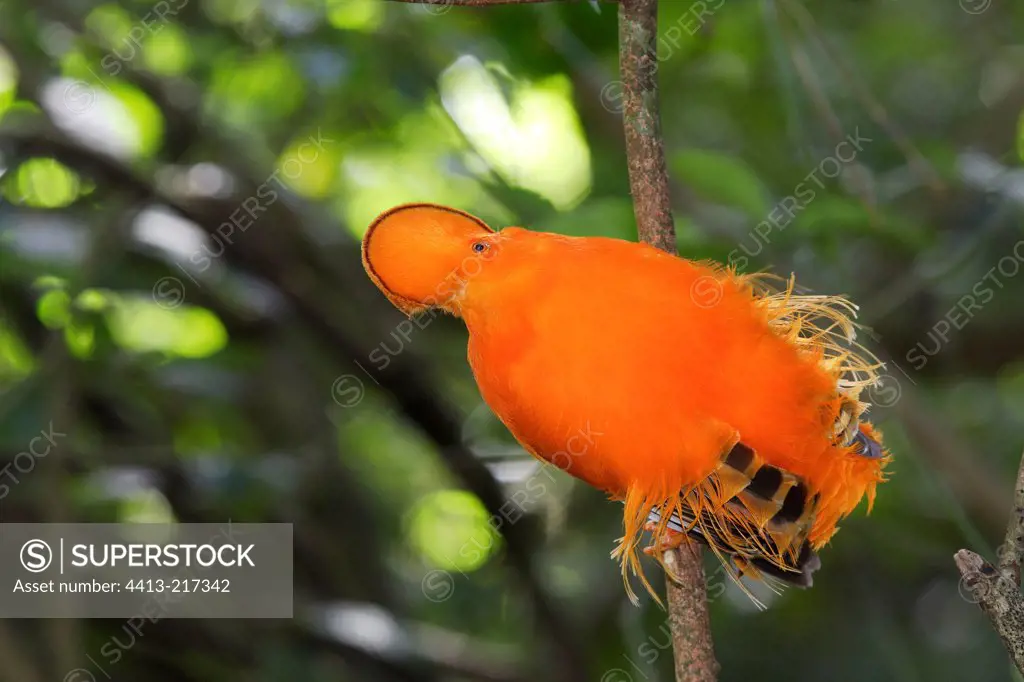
(37, 290, 72, 329)
(64, 321, 95, 358)
(143, 24, 194, 76)
(671, 149, 770, 219)
(0, 324, 35, 380)
(106, 298, 228, 358)
(407, 490, 499, 572)
(0, 46, 15, 120)
(327, 0, 384, 31)
(108, 83, 165, 158)
(11, 159, 81, 208)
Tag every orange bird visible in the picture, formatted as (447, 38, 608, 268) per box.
(362, 203, 891, 604)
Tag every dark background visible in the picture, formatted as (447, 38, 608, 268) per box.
(0, 0, 1022, 680)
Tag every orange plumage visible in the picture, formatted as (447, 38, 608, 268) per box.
(363, 203, 891, 604)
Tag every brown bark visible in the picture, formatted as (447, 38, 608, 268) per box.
(955, 449, 1024, 675)
(618, 1, 719, 681)
(663, 544, 721, 682)
(618, 0, 676, 252)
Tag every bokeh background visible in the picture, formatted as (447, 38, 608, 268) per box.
(0, 0, 1023, 680)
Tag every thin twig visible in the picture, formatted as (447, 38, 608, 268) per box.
(894, 395, 1010, 534)
(777, 17, 878, 222)
(618, 1, 719, 680)
(955, 448, 1024, 675)
(778, 0, 945, 193)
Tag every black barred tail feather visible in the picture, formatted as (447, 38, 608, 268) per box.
(648, 442, 822, 588)
(614, 428, 886, 608)
(613, 440, 815, 607)
(657, 442, 821, 607)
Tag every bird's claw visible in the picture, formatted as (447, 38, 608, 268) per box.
(642, 521, 687, 556)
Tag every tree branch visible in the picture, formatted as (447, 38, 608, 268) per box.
(999, 450, 1024, 584)
(955, 549, 1024, 673)
(955, 448, 1024, 675)
(618, 0, 719, 680)
(663, 546, 719, 682)
(619, 0, 675, 253)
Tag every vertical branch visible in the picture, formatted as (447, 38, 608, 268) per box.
(998, 450, 1024, 584)
(618, 1, 719, 681)
(663, 546, 719, 682)
(956, 448, 1024, 675)
(618, 0, 675, 252)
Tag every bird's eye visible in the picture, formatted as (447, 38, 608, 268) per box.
(472, 242, 487, 253)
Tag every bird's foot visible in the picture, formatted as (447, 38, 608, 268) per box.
(642, 521, 687, 557)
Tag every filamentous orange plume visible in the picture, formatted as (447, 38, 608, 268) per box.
(362, 203, 891, 606)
